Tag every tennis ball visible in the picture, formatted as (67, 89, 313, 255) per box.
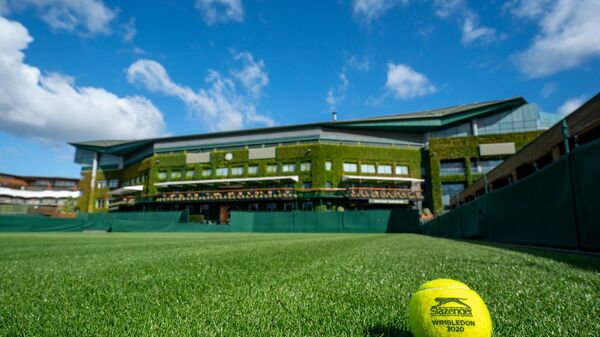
(408, 279, 492, 337)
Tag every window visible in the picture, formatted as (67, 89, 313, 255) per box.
(303, 182, 312, 189)
(440, 161, 465, 176)
(343, 163, 357, 172)
(216, 168, 228, 176)
(54, 180, 75, 187)
(157, 172, 167, 180)
(471, 159, 503, 174)
(202, 169, 212, 177)
(325, 181, 332, 188)
(231, 167, 243, 175)
(97, 180, 107, 188)
(282, 164, 296, 173)
(361, 164, 376, 174)
(171, 171, 181, 179)
(325, 161, 332, 171)
(395, 165, 409, 175)
(247, 166, 258, 175)
(266, 165, 278, 173)
(186, 170, 195, 178)
(108, 179, 119, 188)
(441, 183, 465, 209)
(300, 162, 311, 171)
(302, 201, 313, 211)
(266, 203, 277, 212)
(377, 165, 392, 174)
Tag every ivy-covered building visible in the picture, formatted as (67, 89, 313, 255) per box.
(71, 97, 559, 222)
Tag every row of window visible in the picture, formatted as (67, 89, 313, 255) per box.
(97, 179, 119, 189)
(157, 161, 409, 180)
(440, 159, 503, 176)
(342, 163, 409, 175)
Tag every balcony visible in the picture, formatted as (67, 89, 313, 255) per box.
(155, 187, 297, 202)
(346, 187, 423, 202)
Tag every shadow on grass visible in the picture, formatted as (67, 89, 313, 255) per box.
(456, 239, 600, 272)
(364, 325, 412, 337)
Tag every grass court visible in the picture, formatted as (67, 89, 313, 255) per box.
(0, 233, 598, 336)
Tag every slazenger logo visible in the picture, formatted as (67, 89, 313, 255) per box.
(430, 298, 473, 317)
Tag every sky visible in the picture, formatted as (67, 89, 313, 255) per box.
(0, 0, 599, 178)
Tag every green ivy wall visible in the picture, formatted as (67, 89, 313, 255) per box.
(428, 131, 543, 214)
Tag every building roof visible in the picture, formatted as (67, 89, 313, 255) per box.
(70, 97, 527, 154)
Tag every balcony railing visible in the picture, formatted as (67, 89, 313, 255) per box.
(346, 187, 423, 201)
(155, 187, 297, 202)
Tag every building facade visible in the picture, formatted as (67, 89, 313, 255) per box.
(0, 173, 80, 215)
(71, 97, 559, 222)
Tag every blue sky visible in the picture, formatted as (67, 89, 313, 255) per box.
(0, 0, 599, 178)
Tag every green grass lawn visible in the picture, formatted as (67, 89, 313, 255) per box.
(0, 233, 598, 336)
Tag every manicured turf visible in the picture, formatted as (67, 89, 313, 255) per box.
(0, 233, 598, 336)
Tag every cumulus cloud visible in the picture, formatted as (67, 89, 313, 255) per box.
(127, 52, 274, 132)
(0, 16, 166, 145)
(509, 0, 600, 77)
(2, 0, 116, 35)
(433, 0, 496, 46)
(385, 63, 436, 100)
(196, 0, 243, 25)
(558, 96, 586, 116)
(352, 0, 408, 24)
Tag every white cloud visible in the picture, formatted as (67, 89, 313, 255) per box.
(352, 0, 408, 24)
(461, 13, 495, 45)
(127, 53, 274, 132)
(232, 52, 268, 98)
(326, 72, 349, 111)
(433, 0, 495, 46)
(385, 63, 436, 100)
(558, 96, 586, 116)
(510, 0, 600, 77)
(121, 17, 136, 43)
(0, 16, 166, 145)
(541, 82, 557, 98)
(346, 55, 370, 72)
(3, 0, 116, 35)
(196, 0, 243, 25)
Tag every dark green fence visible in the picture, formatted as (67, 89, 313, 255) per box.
(0, 212, 229, 233)
(426, 137, 600, 252)
(230, 209, 420, 233)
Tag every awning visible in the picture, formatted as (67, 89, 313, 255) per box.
(107, 185, 144, 196)
(0, 187, 80, 199)
(154, 175, 299, 187)
(341, 175, 424, 183)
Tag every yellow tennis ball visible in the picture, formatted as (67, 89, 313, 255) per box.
(408, 279, 492, 337)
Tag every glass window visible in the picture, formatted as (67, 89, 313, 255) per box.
(441, 183, 465, 208)
(282, 164, 296, 173)
(377, 165, 392, 174)
(303, 182, 312, 189)
(361, 164, 376, 174)
(266, 203, 277, 212)
(171, 171, 181, 179)
(325, 161, 332, 171)
(186, 170, 195, 178)
(108, 179, 119, 188)
(202, 169, 212, 177)
(97, 180, 107, 188)
(300, 162, 311, 171)
(343, 163, 357, 172)
(440, 161, 465, 176)
(325, 181, 332, 188)
(231, 167, 243, 175)
(216, 168, 228, 176)
(266, 165, 278, 173)
(395, 165, 409, 175)
(471, 159, 503, 174)
(157, 172, 167, 180)
(247, 166, 258, 175)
